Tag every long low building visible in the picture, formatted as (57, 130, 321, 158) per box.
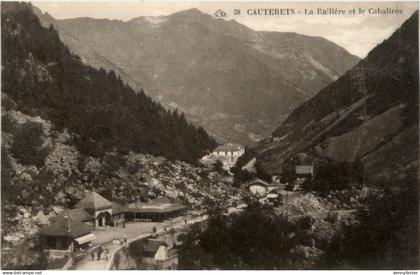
(41, 192, 187, 252)
(125, 198, 187, 222)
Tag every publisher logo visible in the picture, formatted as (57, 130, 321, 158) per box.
(214, 9, 227, 18)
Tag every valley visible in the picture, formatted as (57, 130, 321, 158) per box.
(33, 5, 359, 144)
(1, 2, 418, 271)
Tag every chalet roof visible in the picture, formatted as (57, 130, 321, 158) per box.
(127, 197, 187, 213)
(50, 208, 93, 223)
(267, 194, 279, 199)
(74, 191, 113, 211)
(149, 197, 173, 204)
(127, 202, 187, 213)
(244, 178, 269, 187)
(41, 216, 93, 238)
(213, 143, 243, 152)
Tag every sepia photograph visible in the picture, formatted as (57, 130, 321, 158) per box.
(0, 0, 419, 271)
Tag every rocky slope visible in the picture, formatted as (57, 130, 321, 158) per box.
(33, 6, 359, 144)
(1, 3, 240, 263)
(2, 83, 232, 269)
(256, 11, 419, 185)
(1, 93, 240, 251)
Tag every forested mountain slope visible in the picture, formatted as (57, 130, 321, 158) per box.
(2, 2, 216, 164)
(257, 11, 419, 185)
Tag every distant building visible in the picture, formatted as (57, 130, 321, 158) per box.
(139, 238, 179, 270)
(244, 178, 270, 197)
(41, 216, 95, 252)
(125, 198, 187, 222)
(282, 153, 315, 185)
(211, 143, 245, 170)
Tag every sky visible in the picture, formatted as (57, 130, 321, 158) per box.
(34, 1, 418, 58)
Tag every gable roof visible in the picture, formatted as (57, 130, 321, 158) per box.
(74, 191, 113, 211)
(41, 216, 93, 238)
(50, 208, 93, 223)
(214, 143, 243, 152)
(244, 178, 269, 188)
(127, 201, 187, 213)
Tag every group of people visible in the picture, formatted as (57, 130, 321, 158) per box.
(90, 246, 109, 261)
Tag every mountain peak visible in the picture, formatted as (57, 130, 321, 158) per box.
(169, 8, 211, 21)
(172, 8, 205, 16)
(127, 8, 207, 25)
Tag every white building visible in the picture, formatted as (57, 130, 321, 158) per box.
(211, 143, 245, 170)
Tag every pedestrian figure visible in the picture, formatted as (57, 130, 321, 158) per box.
(123, 221, 126, 228)
(91, 251, 95, 261)
(184, 219, 187, 225)
(97, 246, 103, 261)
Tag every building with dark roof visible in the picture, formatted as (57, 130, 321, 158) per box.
(41, 216, 95, 252)
(50, 208, 93, 224)
(74, 191, 114, 227)
(125, 198, 187, 222)
(281, 153, 315, 187)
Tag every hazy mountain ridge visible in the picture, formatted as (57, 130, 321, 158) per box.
(33, 6, 359, 144)
(256, 11, 419, 185)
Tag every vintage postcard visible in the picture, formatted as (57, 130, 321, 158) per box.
(1, 0, 418, 271)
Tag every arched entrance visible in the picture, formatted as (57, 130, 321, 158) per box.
(97, 212, 112, 227)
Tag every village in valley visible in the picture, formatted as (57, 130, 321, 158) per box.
(32, 141, 350, 270)
(35, 144, 240, 269)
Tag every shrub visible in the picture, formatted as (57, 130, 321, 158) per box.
(11, 121, 49, 166)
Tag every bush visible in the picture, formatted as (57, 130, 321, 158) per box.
(178, 202, 318, 269)
(302, 160, 363, 193)
(11, 121, 49, 166)
(320, 170, 419, 269)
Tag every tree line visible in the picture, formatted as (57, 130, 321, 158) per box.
(1, 2, 217, 164)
